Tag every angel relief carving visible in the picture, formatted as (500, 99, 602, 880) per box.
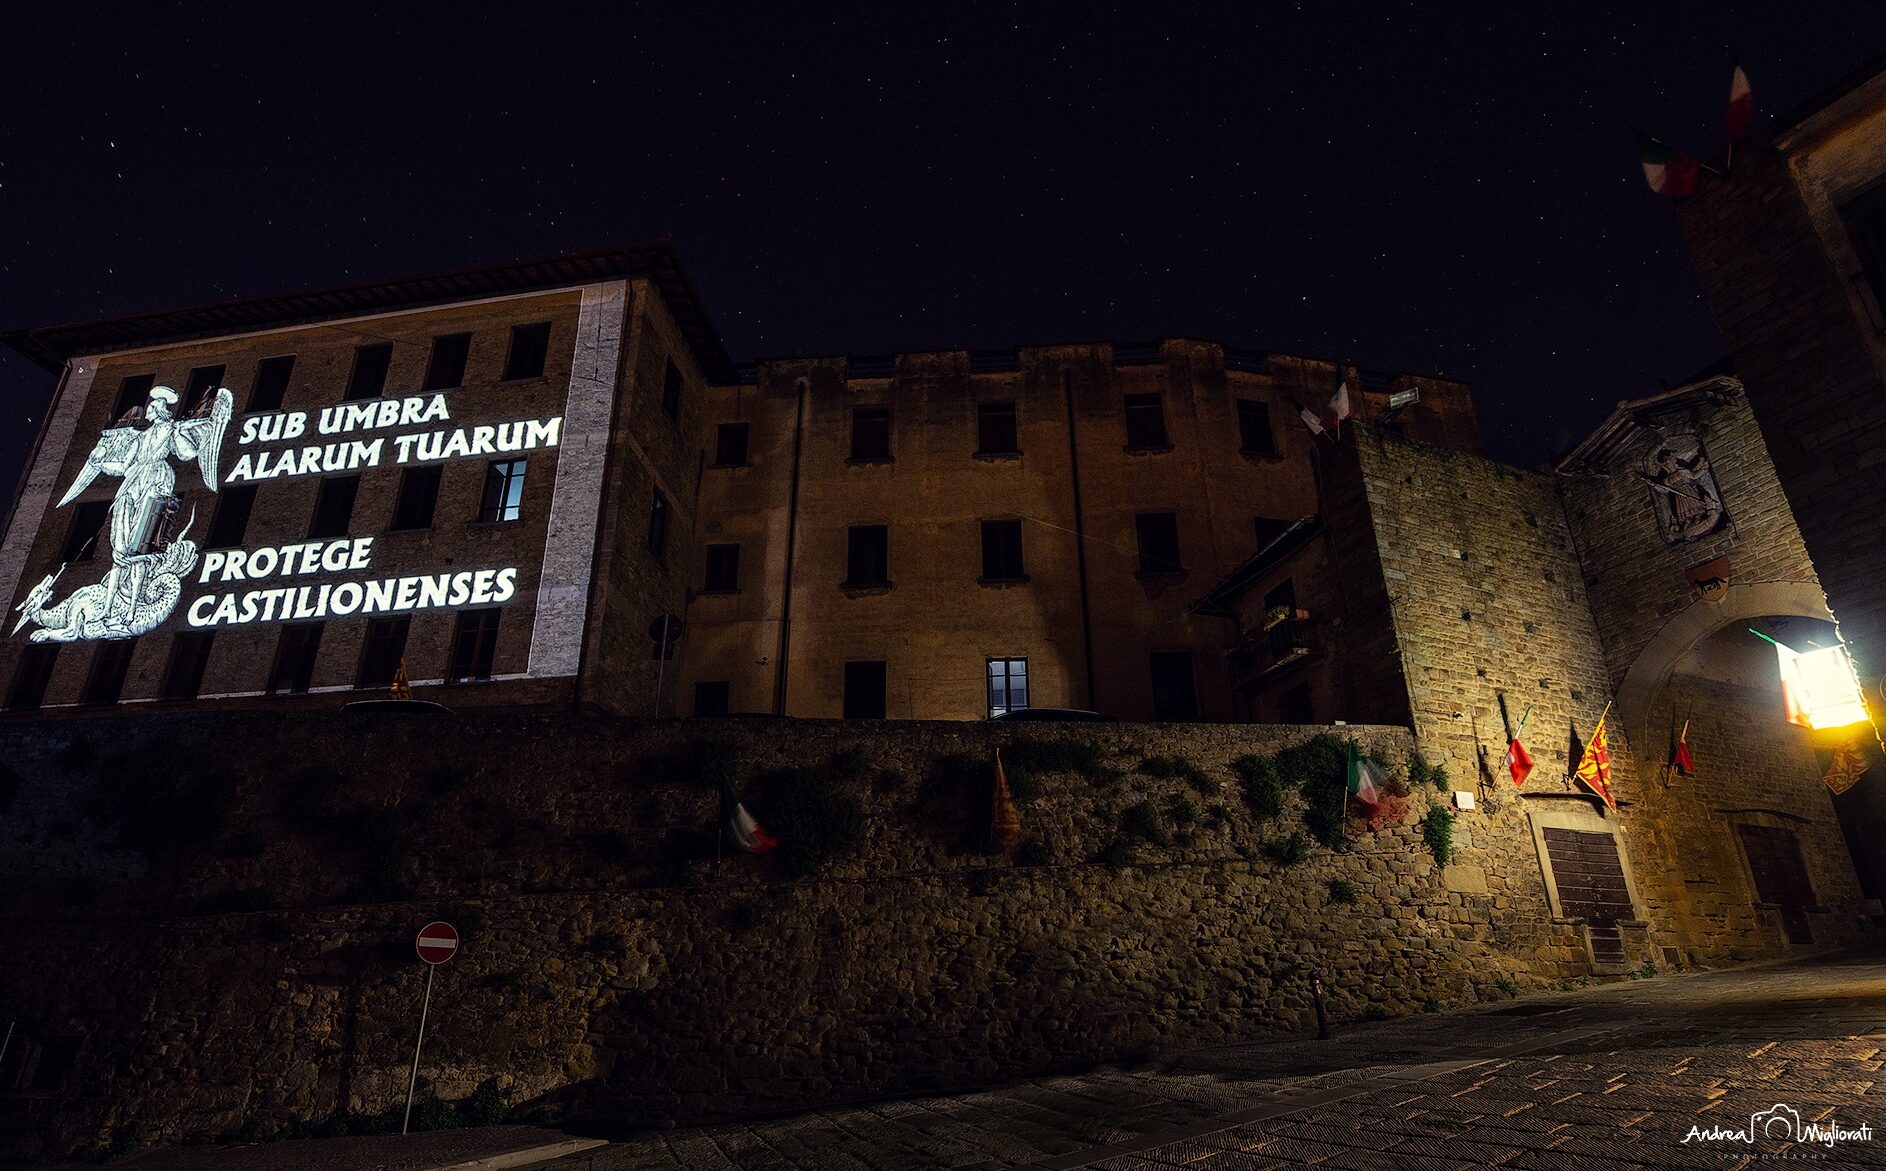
(14, 383, 233, 642)
(1640, 434, 1727, 543)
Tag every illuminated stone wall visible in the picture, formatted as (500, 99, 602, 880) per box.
(0, 710, 1575, 1158)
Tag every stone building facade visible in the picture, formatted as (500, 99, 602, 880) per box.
(0, 248, 725, 716)
(0, 251, 1480, 723)
(1668, 56, 1886, 765)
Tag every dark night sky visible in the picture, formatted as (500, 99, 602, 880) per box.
(4, 5, 1885, 495)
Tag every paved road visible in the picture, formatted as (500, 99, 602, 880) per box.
(550, 949, 1886, 1170)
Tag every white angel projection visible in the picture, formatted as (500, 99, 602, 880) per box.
(14, 383, 233, 642)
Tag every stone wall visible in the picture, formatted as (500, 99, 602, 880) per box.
(4, 709, 1595, 1160)
(1333, 428, 1868, 971)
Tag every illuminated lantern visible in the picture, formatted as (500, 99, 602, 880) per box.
(1775, 641, 1870, 729)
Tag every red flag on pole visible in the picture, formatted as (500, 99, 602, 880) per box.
(1669, 718, 1694, 779)
(1725, 66, 1753, 143)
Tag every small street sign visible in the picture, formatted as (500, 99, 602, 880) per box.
(415, 921, 459, 965)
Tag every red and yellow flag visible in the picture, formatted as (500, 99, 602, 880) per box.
(1824, 739, 1870, 796)
(1573, 705, 1616, 809)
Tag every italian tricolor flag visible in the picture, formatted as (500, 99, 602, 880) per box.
(1725, 66, 1753, 143)
(720, 778, 778, 854)
(1346, 741, 1385, 812)
(1637, 133, 1701, 197)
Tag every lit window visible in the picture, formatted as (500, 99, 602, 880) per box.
(479, 459, 527, 523)
(988, 658, 1029, 717)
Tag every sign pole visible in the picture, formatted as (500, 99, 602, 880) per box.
(401, 963, 436, 1136)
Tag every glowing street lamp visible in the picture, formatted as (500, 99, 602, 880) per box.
(1757, 629, 1871, 729)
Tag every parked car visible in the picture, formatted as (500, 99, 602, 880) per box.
(990, 708, 1118, 723)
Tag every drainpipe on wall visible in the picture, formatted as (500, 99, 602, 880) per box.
(1064, 369, 1098, 711)
(773, 376, 809, 715)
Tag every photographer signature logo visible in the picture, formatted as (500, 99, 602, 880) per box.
(1683, 1103, 1874, 1148)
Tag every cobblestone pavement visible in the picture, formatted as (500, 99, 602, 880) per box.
(548, 949, 1886, 1170)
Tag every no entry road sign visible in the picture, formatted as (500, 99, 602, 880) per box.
(415, 921, 459, 965)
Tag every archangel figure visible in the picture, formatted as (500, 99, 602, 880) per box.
(1642, 440, 1727, 543)
(14, 383, 233, 642)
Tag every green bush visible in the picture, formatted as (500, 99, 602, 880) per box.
(1421, 805, 1455, 866)
(587, 930, 627, 957)
(197, 887, 276, 914)
(1096, 837, 1136, 870)
(1495, 976, 1519, 998)
(1232, 754, 1287, 820)
(1326, 877, 1357, 905)
(1166, 794, 1199, 827)
(1015, 837, 1053, 867)
(1006, 738, 1121, 788)
(1138, 754, 1209, 789)
(1264, 831, 1308, 866)
(1407, 750, 1449, 791)
(763, 766, 867, 878)
(1279, 734, 1353, 850)
(1120, 800, 1169, 846)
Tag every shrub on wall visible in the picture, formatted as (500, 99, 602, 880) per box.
(1421, 805, 1456, 866)
(764, 760, 867, 878)
(1232, 754, 1287, 820)
(87, 739, 239, 859)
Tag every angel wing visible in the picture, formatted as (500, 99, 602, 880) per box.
(174, 387, 235, 492)
(56, 426, 140, 507)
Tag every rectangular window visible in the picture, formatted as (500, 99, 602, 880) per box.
(161, 632, 215, 701)
(694, 681, 731, 717)
(82, 638, 139, 707)
(850, 406, 892, 462)
(846, 524, 889, 586)
(843, 660, 887, 719)
(977, 402, 1019, 455)
(268, 623, 324, 694)
(1150, 651, 1198, 721)
(1237, 399, 1276, 456)
(980, 519, 1025, 581)
(308, 475, 361, 539)
(714, 422, 750, 466)
(1843, 183, 1886, 310)
(111, 373, 156, 422)
(703, 543, 740, 593)
(423, 333, 472, 392)
(647, 487, 670, 559)
(247, 355, 296, 413)
(206, 484, 259, 550)
(356, 616, 411, 690)
(1254, 515, 1290, 549)
(988, 657, 1029, 717)
(661, 358, 683, 419)
(1123, 393, 1168, 449)
(1278, 682, 1314, 723)
(391, 465, 443, 531)
(1135, 512, 1182, 574)
(503, 321, 552, 381)
(447, 609, 502, 683)
(7, 644, 59, 711)
(183, 364, 226, 415)
(59, 500, 110, 565)
(479, 459, 527, 523)
(345, 343, 393, 401)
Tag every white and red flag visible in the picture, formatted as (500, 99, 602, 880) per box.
(720, 779, 778, 854)
(1725, 66, 1753, 143)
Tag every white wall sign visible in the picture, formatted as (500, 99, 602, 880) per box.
(13, 386, 560, 644)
